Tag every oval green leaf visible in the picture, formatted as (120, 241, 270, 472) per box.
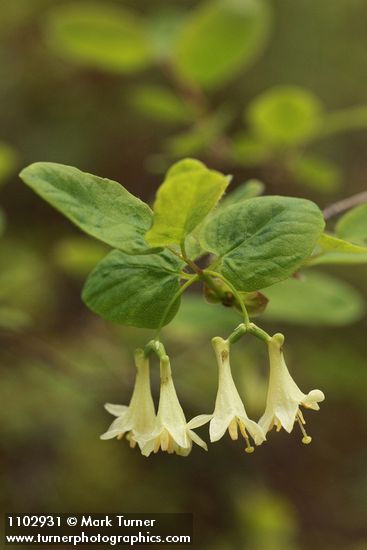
(201, 196, 325, 291)
(247, 86, 322, 146)
(20, 162, 154, 254)
(174, 0, 271, 89)
(46, 3, 152, 74)
(146, 158, 230, 247)
(82, 249, 183, 329)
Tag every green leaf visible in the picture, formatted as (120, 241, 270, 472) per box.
(129, 85, 194, 124)
(220, 179, 265, 208)
(82, 249, 183, 329)
(175, 0, 271, 89)
(247, 86, 322, 146)
(309, 233, 367, 265)
(263, 271, 364, 326)
(20, 162, 154, 254)
(289, 154, 341, 192)
(201, 196, 325, 291)
(336, 203, 367, 245)
(46, 3, 152, 74)
(146, 159, 230, 247)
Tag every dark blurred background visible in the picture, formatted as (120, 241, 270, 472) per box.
(1, 1, 367, 548)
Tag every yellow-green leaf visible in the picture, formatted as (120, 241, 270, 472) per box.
(46, 3, 152, 74)
(174, 0, 271, 89)
(146, 159, 230, 247)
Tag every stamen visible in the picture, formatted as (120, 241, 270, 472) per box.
(167, 436, 175, 454)
(297, 413, 312, 444)
(153, 437, 161, 453)
(228, 418, 238, 440)
(127, 434, 137, 449)
(244, 437, 255, 454)
(238, 421, 255, 453)
(160, 429, 169, 451)
(117, 432, 125, 441)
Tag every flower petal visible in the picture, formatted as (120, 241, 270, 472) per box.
(104, 403, 129, 417)
(189, 430, 208, 451)
(241, 417, 266, 445)
(187, 414, 213, 429)
(209, 413, 233, 442)
(274, 401, 299, 433)
(302, 389, 325, 410)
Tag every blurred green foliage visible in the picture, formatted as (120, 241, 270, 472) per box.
(1, 0, 367, 549)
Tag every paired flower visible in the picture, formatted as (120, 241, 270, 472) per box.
(259, 333, 325, 444)
(101, 331, 325, 456)
(209, 337, 265, 452)
(101, 350, 211, 457)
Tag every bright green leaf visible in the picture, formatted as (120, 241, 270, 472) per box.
(46, 3, 152, 74)
(247, 86, 322, 146)
(309, 233, 367, 265)
(201, 196, 325, 291)
(165, 158, 205, 178)
(336, 203, 367, 245)
(289, 154, 341, 192)
(175, 0, 271, 89)
(82, 249, 183, 329)
(263, 271, 364, 326)
(129, 85, 194, 124)
(146, 159, 230, 247)
(20, 162, 154, 254)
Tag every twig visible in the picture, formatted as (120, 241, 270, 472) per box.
(323, 190, 367, 220)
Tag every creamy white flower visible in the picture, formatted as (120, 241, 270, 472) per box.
(259, 333, 325, 444)
(100, 349, 156, 448)
(209, 337, 265, 453)
(140, 355, 211, 457)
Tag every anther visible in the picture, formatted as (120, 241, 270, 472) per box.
(296, 413, 312, 445)
(244, 438, 255, 454)
(239, 423, 255, 453)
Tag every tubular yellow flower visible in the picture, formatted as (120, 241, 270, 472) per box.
(259, 333, 325, 444)
(100, 349, 156, 448)
(140, 355, 211, 457)
(209, 337, 266, 453)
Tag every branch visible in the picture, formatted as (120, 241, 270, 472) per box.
(323, 190, 367, 220)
